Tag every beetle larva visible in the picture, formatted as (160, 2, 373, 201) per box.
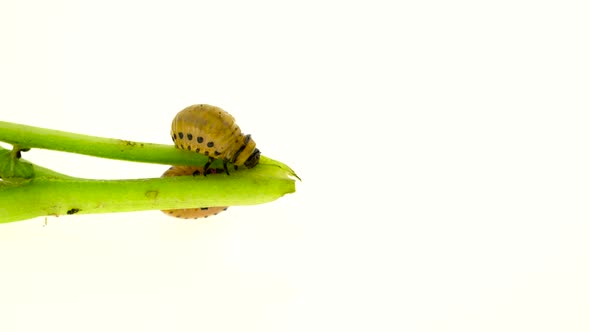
(171, 104, 260, 175)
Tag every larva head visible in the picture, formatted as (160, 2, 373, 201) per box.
(244, 148, 260, 168)
(232, 134, 260, 169)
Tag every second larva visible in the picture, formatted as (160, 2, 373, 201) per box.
(160, 165, 228, 219)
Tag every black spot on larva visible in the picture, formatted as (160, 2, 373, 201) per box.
(173, 133, 177, 140)
(192, 169, 201, 176)
(204, 151, 209, 156)
(187, 133, 193, 140)
(223, 207, 228, 211)
(187, 145, 192, 151)
(178, 132, 184, 139)
(196, 148, 200, 153)
(67, 208, 80, 215)
(197, 136, 204, 143)
(207, 142, 214, 148)
(201, 207, 209, 210)
(214, 151, 221, 156)
(180, 144, 184, 149)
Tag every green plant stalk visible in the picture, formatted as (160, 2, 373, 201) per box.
(0, 121, 299, 223)
(0, 120, 209, 165)
(0, 121, 299, 177)
(0, 163, 295, 224)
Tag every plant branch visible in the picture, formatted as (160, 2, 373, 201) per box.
(0, 163, 295, 223)
(0, 121, 299, 223)
(0, 121, 299, 178)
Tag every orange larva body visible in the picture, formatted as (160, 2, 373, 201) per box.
(171, 104, 260, 175)
(160, 165, 228, 219)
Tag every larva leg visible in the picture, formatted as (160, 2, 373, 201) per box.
(203, 157, 214, 176)
(223, 160, 230, 175)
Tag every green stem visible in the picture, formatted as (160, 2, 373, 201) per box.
(0, 121, 299, 223)
(0, 120, 208, 166)
(0, 121, 300, 178)
(0, 163, 295, 223)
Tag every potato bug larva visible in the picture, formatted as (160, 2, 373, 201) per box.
(160, 165, 228, 219)
(170, 104, 261, 175)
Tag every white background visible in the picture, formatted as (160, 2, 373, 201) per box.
(1, 1, 589, 331)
